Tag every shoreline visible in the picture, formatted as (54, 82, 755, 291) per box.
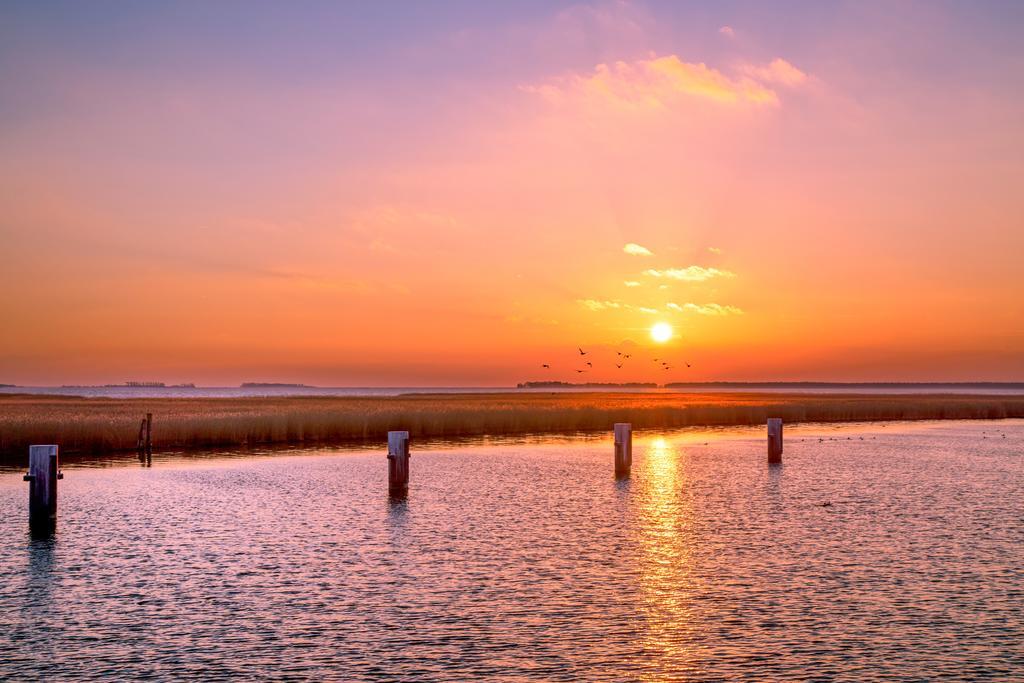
(2, 391, 1023, 458)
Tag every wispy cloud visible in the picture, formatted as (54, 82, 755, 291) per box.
(718, 26, 735, 39)
(578, 299, 661, 315)
(669, 302, 744, 316)
(739, 58, 807, 87)
(623, 242, 653, 256)
(644, 266, 735, 281)
(707, 246, 723, 254)
(624, 280, 641, 287)
(578, 299, 622, 311)
(526, 53, 797, 109)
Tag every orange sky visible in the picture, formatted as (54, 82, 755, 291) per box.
(1, 2, 1023, 385)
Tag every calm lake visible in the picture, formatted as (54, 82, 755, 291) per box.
(1, 420, 1021, 680)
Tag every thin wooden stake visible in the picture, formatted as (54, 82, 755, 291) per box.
(137, 418, 146, 457)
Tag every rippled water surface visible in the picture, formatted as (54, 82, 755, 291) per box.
(1, 420, 1022, 680)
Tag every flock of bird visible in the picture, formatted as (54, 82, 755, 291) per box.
(540, 347, 692, 375)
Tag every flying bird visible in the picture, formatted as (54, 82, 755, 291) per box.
(578, 347, 587, 356)
(542, 364, 550, 369)
(685, 362, 691, 368)
(623, 354, 631, 359)
(653, 358, 660, 363)
(575, 369, 586, 373)
(586, 361, 592, 367)
(616, 363, 623, 369)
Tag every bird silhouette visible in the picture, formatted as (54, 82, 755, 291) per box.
(623, 354, 631, 359)
(616, 363, 623, 369)
(653, 358, 660, 363)
(541, 364, 550, 369)
(575, 369, 586, 374)
(585, 361, 593, 367)
(685, 362, 691, 368)
(578, 347, 587, 356)
(616, 351, 622, 357)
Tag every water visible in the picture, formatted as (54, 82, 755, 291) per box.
(1, 420, 1021, 680)
(3, 383, 1024, 399)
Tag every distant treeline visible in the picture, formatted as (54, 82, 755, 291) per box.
(60, 382, 196, 388)
(663, 381, 1024, 389)
(241, 383, 312, 388)
(517, 381, 658, 388)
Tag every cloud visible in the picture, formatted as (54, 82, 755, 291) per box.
(707, 246, 723, 254)
(526, 53, 786, 109)
(643, 266, 735, 281)
(719, 26, 735, 38)
(624, 280, 641, 287)
(578, 299, 622, 311)
(675, 302, 744, 316)
(739, 58, 808, 87)
(578, 299, 662, 315)
(623, 242, 653, 256)
(666, 302, 683, 311)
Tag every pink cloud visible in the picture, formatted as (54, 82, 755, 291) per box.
(740, 58, 808, 87)
(525, 53, 809, 110)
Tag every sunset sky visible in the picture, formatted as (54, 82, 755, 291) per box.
(2, 1, 1023, 385)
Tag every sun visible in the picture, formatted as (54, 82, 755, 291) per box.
(650, 322, 673, 343)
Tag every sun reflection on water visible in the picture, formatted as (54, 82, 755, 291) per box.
(635, 436, 702, 678)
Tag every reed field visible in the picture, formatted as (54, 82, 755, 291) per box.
(1, 391, 1023, 458)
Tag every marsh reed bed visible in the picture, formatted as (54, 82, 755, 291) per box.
(2, 391, 1023, 458)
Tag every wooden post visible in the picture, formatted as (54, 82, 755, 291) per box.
(614, 423, 632, 478)
(145, 412, 153, 456)
(137, 418, 146, 461)
(24, 445, 62, 522)
(387, 431, 410, 496)
(767, 418, 783, 464)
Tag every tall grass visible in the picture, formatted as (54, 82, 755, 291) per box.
(1, 391, 1022, 457)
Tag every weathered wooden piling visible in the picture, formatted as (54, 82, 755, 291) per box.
(136, 418, 146, 453)
(614, 423, 632, 478)
(145, 412, 153, 455)
(767, 418, 783, 464)
(387, 430, 410, 496)
(23, 445, 62, 522)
